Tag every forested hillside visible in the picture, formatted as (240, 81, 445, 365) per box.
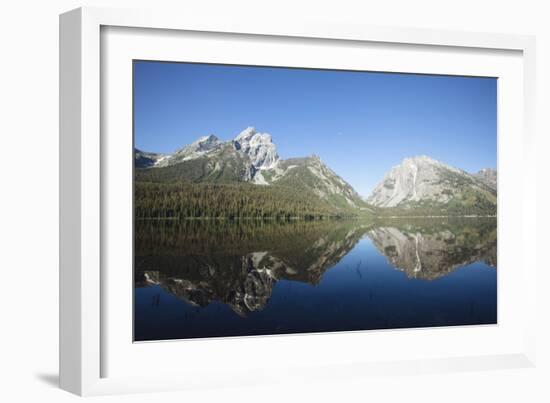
(135, 181, 363, 219)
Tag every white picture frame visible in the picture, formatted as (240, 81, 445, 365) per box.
(60, 6, 537, 396)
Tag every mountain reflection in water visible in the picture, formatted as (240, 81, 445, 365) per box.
(134, 218, 497, 341)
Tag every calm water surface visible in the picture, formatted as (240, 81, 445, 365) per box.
(134, 218, 497, 341)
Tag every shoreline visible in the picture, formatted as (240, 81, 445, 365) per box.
(135, 215, 497, 221)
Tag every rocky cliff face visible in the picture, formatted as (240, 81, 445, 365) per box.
(367, 156, 496, 213)
(367, 156, 462, 207)
(155, 128, 280, 172)
(234, 127, 279, 170)
(474, 168, 497, 191)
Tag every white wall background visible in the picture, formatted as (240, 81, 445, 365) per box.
(0, 0, 548, 401)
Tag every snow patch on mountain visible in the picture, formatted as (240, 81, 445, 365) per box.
(252, 170, 269, 185)
(134, 149, 166, 168)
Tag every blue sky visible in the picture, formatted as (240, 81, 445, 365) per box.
(134, 61, 496, 196)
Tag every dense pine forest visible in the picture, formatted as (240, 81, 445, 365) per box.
(135, 181, 361, 220)
(135, 179, 496, 220)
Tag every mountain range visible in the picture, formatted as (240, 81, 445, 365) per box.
(135, 127, 497, 217)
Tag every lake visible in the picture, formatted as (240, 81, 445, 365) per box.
(134, 217, 497, 341)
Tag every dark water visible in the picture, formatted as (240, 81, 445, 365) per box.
(134, 218, 497, 341)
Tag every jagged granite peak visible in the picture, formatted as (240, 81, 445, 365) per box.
(474, 168, 497, 191)
(233, 127, 279, 170)
(185, 134, 221, 152)
(149, 127, 280, 171)
(367, 155, 496, 210)
(368, 155, 452, 207)
(156, 134, 222, 167)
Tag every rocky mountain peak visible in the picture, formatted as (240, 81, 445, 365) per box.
(154, 133, 222, 167)
(234, 126, 259, 142)
(403, 155, 437, 164)
(474, 168, 497, 190)
(400, 155, 459, 172)
(367, 155, 493, 209)
(234, 127, 279, 170)
(181, 134, 221, 153)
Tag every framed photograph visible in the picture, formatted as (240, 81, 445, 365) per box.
(132, 61, 500, 342)
(60, 7, 537, 396)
